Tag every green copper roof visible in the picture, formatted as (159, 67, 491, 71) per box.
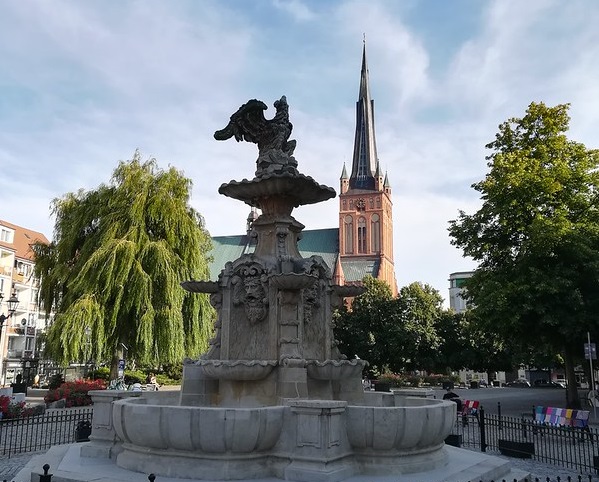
(340, 259, 380, 282)
(208, 229, 338, 281)
(208, 235, 256, 280)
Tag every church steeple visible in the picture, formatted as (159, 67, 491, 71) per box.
(349, 42, 378, 191)
(338, 42, 397, 296)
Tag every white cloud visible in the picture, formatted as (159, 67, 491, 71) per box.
(272, 0, 317, 22)
(2, 0, 599, 306)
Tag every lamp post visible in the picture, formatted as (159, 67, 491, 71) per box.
(0, 289, 19, 385)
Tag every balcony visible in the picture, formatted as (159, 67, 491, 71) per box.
(7, 350, 24, 359)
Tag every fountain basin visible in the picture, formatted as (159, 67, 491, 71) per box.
(113, 397, 284, 453)
(108, 393, 456, 480)
(306, 359, 367, 380)
(198, 359, 277, 380)
(346, 398, 455, 451)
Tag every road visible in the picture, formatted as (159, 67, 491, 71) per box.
(432, 386, 599, 421)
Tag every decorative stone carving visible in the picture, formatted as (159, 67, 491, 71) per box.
(231, 261, 269, 324)
(306, 359, 367, 380)
(198, 360, 277, 380)
(303, 278, 321, 325)
(214, 96, 298, 178)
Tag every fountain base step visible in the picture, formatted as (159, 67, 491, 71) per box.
(17, 444, 530, 482)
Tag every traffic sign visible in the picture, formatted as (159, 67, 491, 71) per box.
(584, 343, 597, 360)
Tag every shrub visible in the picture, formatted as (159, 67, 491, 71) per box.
(44, 379, 107, 407)
(0, 395, 25, 419)
(48, 373, 65, 390)
(376, 372, 405, 387)
(124, 370, 146, 385)
(90, 367, 110, 381)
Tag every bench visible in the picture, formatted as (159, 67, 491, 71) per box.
(534, 406, 589, 429)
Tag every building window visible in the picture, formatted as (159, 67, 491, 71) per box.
(349, 200, 353, 209)
(0, 228, 13, 243)
(342, 200, 347, 210)
(357, 217, 367, 253)
(369, 198, 374, 209)
(376, 198, 381, 208)
(371, 214, 380, 252)
(344, 215, 353, 254)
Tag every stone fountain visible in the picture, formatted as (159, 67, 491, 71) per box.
(20, 97, 528, 482)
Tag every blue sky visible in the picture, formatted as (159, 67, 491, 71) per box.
(2, 0, 599, 305)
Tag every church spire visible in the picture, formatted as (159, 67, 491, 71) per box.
(340, 163, 348, 180)
(349, 41, 378, 191)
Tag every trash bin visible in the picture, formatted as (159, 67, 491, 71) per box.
(442, 381, 454, 390)
(75, 420, 92, 442)
(470, 380, 479, 389)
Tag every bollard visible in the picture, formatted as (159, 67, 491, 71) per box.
(479, 405, 486, 452)
(148, 474, 156, 481)
(39, 463, 52, 482)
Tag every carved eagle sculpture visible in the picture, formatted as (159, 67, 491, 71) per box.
(214, 96, 298, 177)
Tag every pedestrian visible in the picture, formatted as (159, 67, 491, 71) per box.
(442, 387, 462, 411)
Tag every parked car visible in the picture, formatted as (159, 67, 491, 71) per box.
(506, 379, 531, 388)
(533, 379, 564, 388)
(554, 378, 568, 388)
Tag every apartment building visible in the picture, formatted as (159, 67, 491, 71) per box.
(0, 220, 50, 386)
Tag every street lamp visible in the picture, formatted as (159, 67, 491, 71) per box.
(0, 289, 19, 384)
(0, 289, 19, 330)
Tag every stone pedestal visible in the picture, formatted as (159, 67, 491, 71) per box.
(284, 400, 353, 482)
(80, 390, 141, 459)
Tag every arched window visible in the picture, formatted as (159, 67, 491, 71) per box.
(344, 215, 353, 254)
(357, 217, 367, 253)
(371, 214, 380, 252)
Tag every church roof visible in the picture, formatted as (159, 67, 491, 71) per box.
(340, 163, 348, 180)
(341, 258, 380, 282)
(349, 43, 379, 191)
(208, 228, 378, 282)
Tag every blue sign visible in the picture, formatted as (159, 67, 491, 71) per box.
(584, 343, 596, 360)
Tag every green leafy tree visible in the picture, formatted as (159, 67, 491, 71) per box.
(33, 152, 215, 378)
(449, 102, 599, 407)
(334, 277, 443, 374)
(393, 282, 443, 371)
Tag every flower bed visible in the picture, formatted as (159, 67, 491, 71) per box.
(0, 395, 45, 419)
(44, 379, 107, 407)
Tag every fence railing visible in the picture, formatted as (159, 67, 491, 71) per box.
(448, 403, 599, 475)
(0, 407, 93, 457)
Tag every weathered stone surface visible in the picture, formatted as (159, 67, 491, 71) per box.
(71, 97, 523, 481)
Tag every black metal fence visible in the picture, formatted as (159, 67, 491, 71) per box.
(0, 407, 93, 457)
(448, 403, 599, 475)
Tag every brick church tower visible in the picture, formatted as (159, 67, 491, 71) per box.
(337, 44, 397, 295)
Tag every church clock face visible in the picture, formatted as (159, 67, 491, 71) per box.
(356, 198, 366, 211)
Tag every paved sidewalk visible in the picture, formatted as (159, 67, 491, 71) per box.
(0, 452, 44, 481)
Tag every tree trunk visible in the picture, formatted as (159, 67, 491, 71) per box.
(109, 344, 126, 380)
(564, 345, 581, 409)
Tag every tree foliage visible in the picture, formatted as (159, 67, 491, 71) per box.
(334, 277, 443, 374)
(33, 152, 215, 376)
(448, 102, 599, 407)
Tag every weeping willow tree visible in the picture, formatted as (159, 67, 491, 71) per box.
(33, 152, 215, 378)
